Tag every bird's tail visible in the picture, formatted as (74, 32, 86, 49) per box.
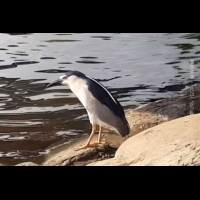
(115, 116, 130, 137)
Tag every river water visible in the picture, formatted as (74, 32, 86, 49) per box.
(0, 33, 200, 165)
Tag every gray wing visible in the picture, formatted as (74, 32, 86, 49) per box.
(86, 77, 125, 119)
(86, 95, 130, 137)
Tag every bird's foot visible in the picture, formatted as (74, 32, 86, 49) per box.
(89, 141, 106, 146)
(74, 143, 96, 151)
(74, 141, 106, 151)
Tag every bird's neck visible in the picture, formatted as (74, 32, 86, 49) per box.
(68, 79, 88, 108)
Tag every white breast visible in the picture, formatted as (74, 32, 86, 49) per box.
(67, 76, 100, 125)
(67, 77, 91, 109)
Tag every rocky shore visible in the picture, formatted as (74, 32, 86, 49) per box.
(16, 84, 200, 166)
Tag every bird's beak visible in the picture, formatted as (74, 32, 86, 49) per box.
(46, 79, 62, 88)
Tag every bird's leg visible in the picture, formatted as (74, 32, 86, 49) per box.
(98, 125, 105, 143)
(74, 124, 97, 151)
(89, 125, 106, 145)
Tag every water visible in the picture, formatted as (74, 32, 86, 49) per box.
(0, 33, 200, 165)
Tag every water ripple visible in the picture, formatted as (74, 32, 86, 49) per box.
(40, 57, 56, 60)
(44, 39, 80, 43)
(7, 45, 18, 47)
(58, 62, 72, 64)
(6, 52, 28, 56)
(35, 69, 70, 73)
(76, 60, 105, 64)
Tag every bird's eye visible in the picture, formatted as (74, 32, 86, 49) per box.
(61, 75, 68, 80)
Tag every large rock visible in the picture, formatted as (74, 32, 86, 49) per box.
(88, 113, 200, 166)
(103, 84, 200, 149)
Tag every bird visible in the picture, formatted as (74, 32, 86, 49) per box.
(46, 70, 130, 151)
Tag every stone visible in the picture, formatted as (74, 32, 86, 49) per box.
(88, 113, 200, 166)
(16, 162, 41, 166)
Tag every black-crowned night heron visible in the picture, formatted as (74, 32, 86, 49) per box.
(47, 70, 130, 151)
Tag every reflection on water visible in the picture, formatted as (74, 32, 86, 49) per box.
(0, 33, 200, 165)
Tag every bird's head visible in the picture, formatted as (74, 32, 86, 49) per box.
(46, 70, 86, 88)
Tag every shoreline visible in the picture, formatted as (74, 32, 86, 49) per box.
(15, 84, 200, 166)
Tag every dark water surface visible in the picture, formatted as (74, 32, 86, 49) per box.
(0, 33, 200, 165)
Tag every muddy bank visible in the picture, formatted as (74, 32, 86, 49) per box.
(16, 84, 200, 166)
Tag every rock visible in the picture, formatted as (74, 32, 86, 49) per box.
(43, 137, 116, 166)
(88, 113, 200, 166)
(14, 137, 117, 166)
(104, 83, 200, 148)
(16, 162, 41, 166)
(181, 83, 200, 96)
(132, 85, 200, 121)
